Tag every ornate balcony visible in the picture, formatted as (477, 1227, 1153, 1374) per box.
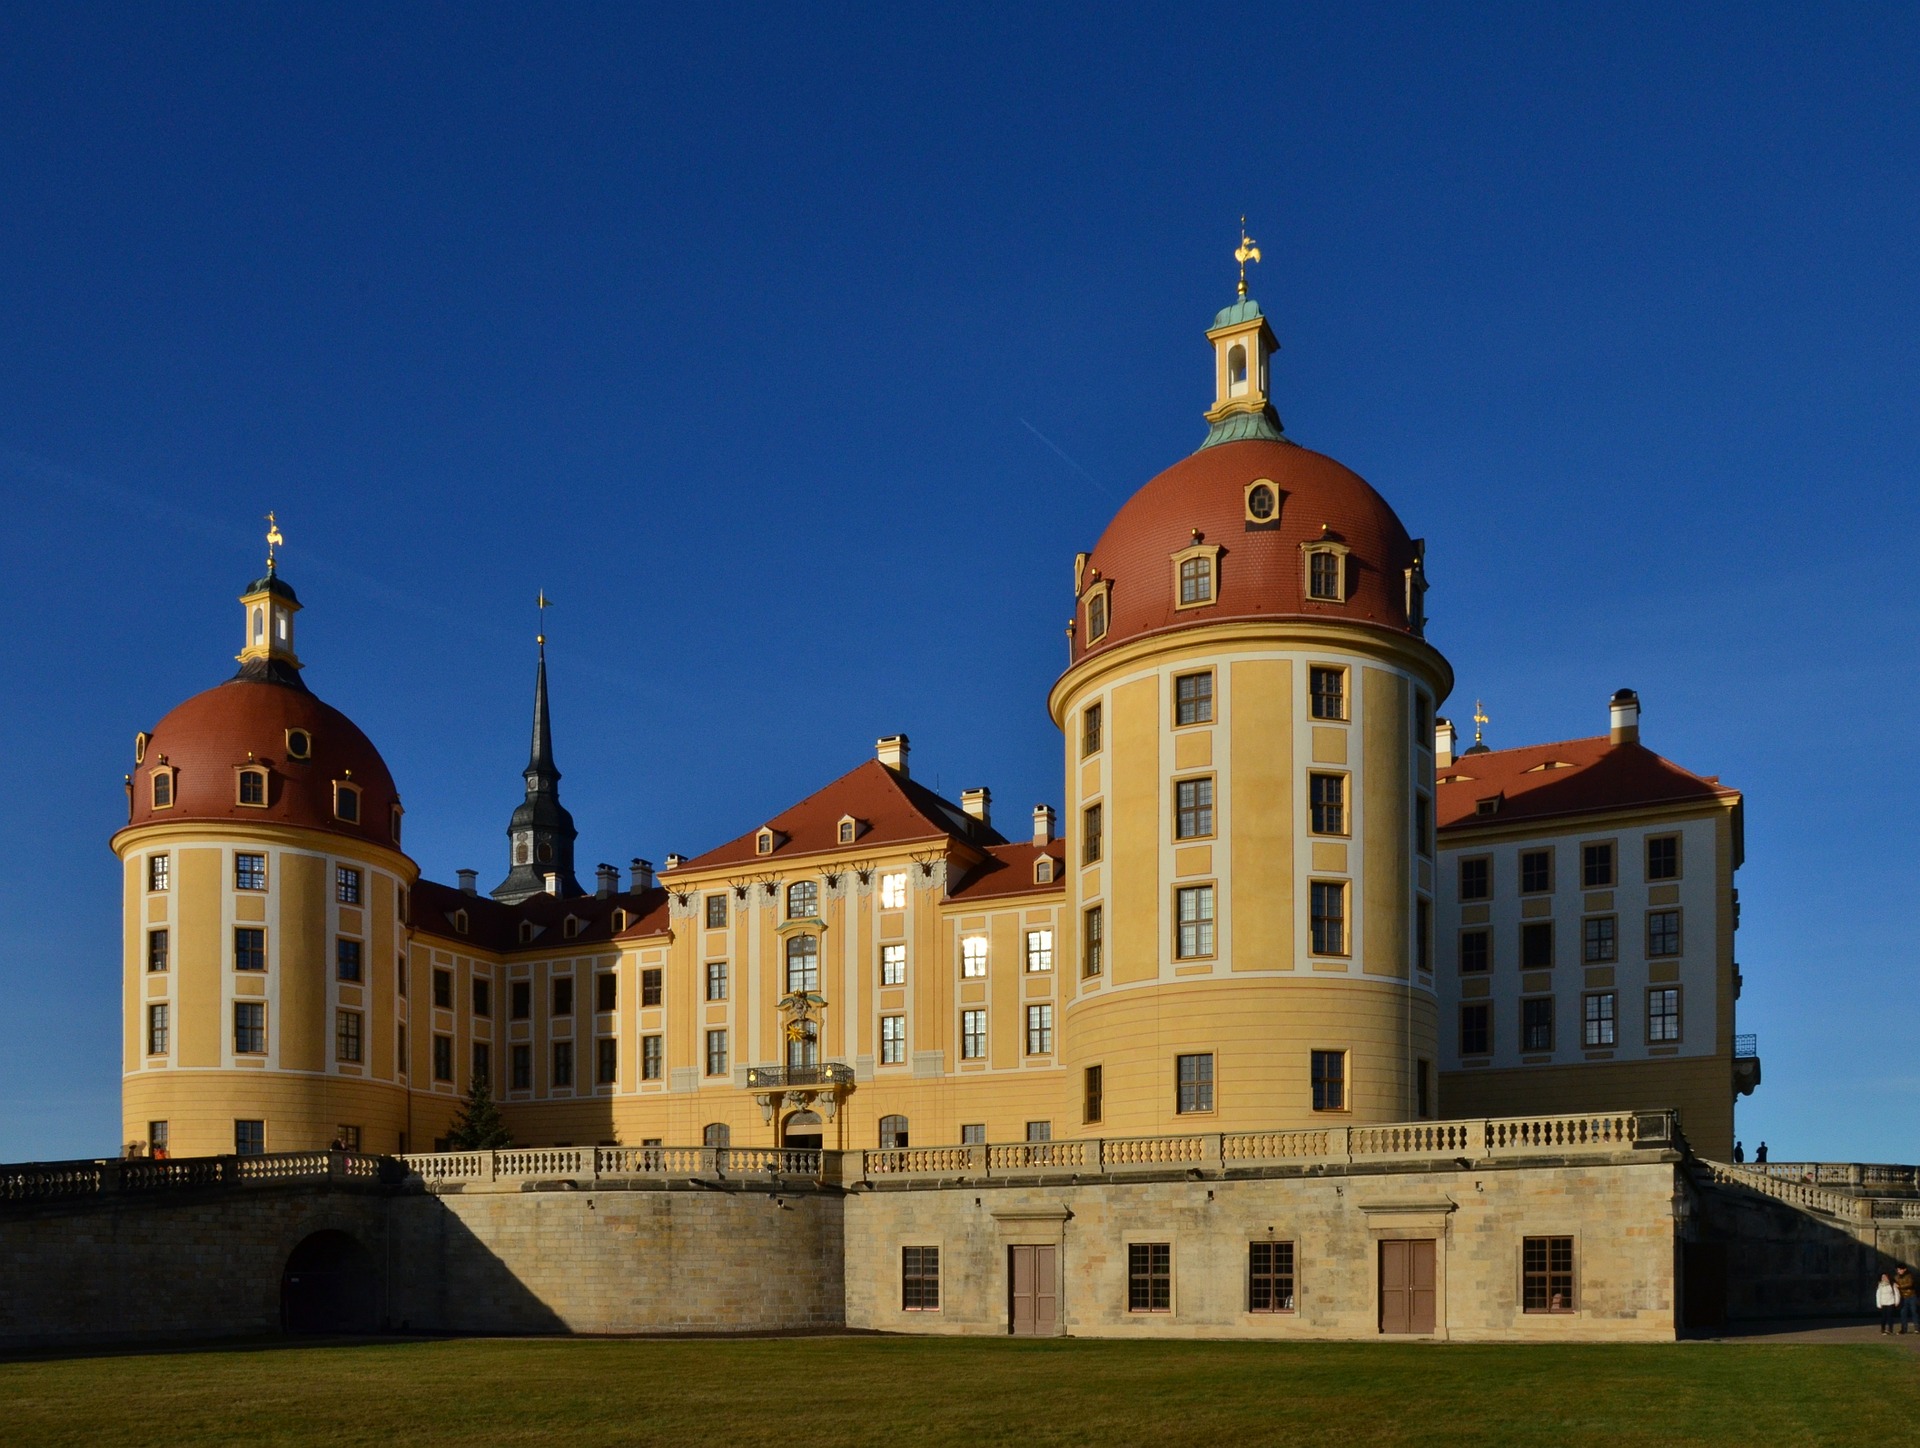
(745, 1062, 854, 1089)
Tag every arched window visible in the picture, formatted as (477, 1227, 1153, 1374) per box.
(1086, 589, 1108, 643)
(787, 880, 818, 919)
(150, 769, 174, 809)
(1308, 550, 1343, 602)
(1228, 342, 1248, 396)
(703, 1122, 730, 1148)
(879, 1115, 910, 1149)
(537, 841, 554, 863)
(333, 782, 360, 823)
(785, 934, 819, 992)
(237, 768, 267, 807)
(786, 1020, 819, 1070)
(251, 606, 265, 645)
(515, 839, 530, 865)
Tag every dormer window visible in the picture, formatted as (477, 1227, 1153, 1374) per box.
(1034, 856, 1055, 884)
(788, 880, 819, 919)
(1083, 580, 1111, 644)
(1303, 539, 1351, 603)
(1476, 795, 1503, 817)
(452, 909, 469, 935)
(285, 728, 311, 761)
(612, 909, 629, 932)
(390, 804, 403, 844)
(1171, 541, 1222, 611)
(236, 767, 268, 808)
(333, 781, 361, 824)
(563, 915, 583, 940)
(756, 827, 785, 856)
(518, 920, 536, 944)
(134, 732, 149, 765)
(837, 814, 863, 845)
(150, 768, 175, 810)
(1245, 480, 1279, 525)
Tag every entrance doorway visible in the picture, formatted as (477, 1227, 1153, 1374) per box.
(281, 1230, 379, 1334)
(1008, 1244, 1058, 1335)
(781, 1109, 823, 1151)
(1378, 1239, 1436, 1334)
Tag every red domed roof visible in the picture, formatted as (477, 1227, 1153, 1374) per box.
(1077, 437, 1421, 659)
(124, 678, 402, 846)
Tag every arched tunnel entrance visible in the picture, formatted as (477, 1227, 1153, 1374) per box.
(280, 1230, 380, 1334)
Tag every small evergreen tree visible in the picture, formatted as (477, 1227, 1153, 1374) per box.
(445, 1071, 512, 1150)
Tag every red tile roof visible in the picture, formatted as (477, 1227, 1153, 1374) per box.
(1436, 736, 1738, 832)
(671, 759, 1004, 874)
(414, 878, 669, 953)
(947, 841, 1067, 902)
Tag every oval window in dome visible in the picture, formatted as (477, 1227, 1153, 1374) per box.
(285, 728, 311, 761)
(1247, 483, 1276, 520)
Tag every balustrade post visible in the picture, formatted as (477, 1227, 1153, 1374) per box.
(1335, 1126, 1353, 1166)
(1850, 1164, 1865, 1189)
(1204, 1134, 1224, 1176)
(99, 1158, 124, 1196)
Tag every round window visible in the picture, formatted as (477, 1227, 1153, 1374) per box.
(538, 841, 554, 863)
(1248, 484, 1276, 520)
(286, 728, 311, 760)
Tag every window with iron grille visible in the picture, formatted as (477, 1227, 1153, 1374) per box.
(1523, 1236, 1575, 1312)
(1648, 987, 1681, 1043)
(1083, 702, 1103, 755)
(1084, 1064, 1103, 1124)
(902, 1246, 941, 1311)
(336, 938, 362, 982)
(1083, 905, 1104, 976)
(881, 944, 906, 986)
(1128, 1242, 1172, 1312)
(705, 1029, 727, 1077)
(1026, 1004, 1054, 1055)
(1174, 671, 1213, 726)
(1581, 842, 1614, 888)
(511, 1044, 532, 1090)
(707, 961, 729, 1000)
(1179, 555, 1214, 604)
(1459, 929, 1490, 973)
(598, 972, 618, 1013)
(1175, 777, 1214, 838)
(1176, 885, 1214, 958)
(1249, 1241, 1296, 1312)
(1458, 856, 1489, 900)
(234, 1002, 265, 1054)
(1522, 997, 1554, 1052)
(1309, 666, 1345, 720)
(1583, 993, 1616, 1047)
(551, 1040, 573, 1088)
(147, 928, 169, 973)
(642, 1035, 664, 1079)
(1521, 921, 1554, 969)
(881, 1014, 907, 1064)
(433, 1034, 453, 1082)
(148, 854, 170, 891)
(1647, 910, 1681, 957)
(235, 853, 266, 891)
(147, 1003, 168, 1055)
(786, 935, 819, 992)
(961, 936, 989, 978)
(961, 1009, 987, 1060)
(234, 1120, 264, 1157)
(336, 1010, 362, 1063)
(1307, 550, 1342, 600)
(787, 880, 818, 919)
(602, 1037, 622, 1085)
(705, 893, 727, 928)
(1310, 1049, 1346, 1111)
(1310, 881, 1346, 955)
(1176, 1052, 1214, 1113)
(1025, 930, 1054, 972)
(1583, 916, 1617, 964)
(1520, 849, 1553, 894)
(336, 865, 362, 904)
(1082, 803, 1103, 863)
(234, 927, 266, 973)
(1460, 1002, 1491, 1055)
(434, 969, 453, 1009)
(1646, 835, 1680, 881)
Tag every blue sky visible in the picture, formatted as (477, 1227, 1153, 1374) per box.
(1, 5, 1913, 1162)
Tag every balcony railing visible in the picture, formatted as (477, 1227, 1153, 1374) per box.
(400, 1145, 824, 1188)
(1734, 1034, 1758, 1059)
(744, 1062, 854, 1089)
(0, 1150, 390, 1206)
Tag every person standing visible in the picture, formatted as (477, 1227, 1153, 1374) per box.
(1733, 1141, 1745, 1163)
(1755, 1142, 1769, 1163)
(1877, 1273, 1901, 1334)
(1897, 1265, 1918, 1334)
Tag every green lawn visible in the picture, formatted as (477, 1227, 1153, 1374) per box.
(2, 1335, 1914, 1447)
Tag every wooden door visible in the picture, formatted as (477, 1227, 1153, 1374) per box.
(1380, 1239, 1437, 1334)
(1034, 1245, 1058, 1334)
(1009, 1245, 1036, 1335)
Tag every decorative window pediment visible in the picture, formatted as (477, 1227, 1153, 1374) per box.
(1302, 533, 1353, 603)
(1171, 539, 1223, 611)
(1081, 576, 1112, 644)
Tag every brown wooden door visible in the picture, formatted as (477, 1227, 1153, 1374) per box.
(1034, 1245, 1057, 1334)
(1009, 1245, 1057, 1335)
(1379, 1239, 1437, 1334)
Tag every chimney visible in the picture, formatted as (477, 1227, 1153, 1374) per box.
(630, 857, 654, 892)
(543, 871, 560, 896)
(664, 852, 686, 871)
(456, 868, 478, 896)
(1609, 688, 1641, 746)
(1032, 804, 1056, 846)
(875, 734, 910, 776)
(1434, 719, 1456, 769)
(595, 863, 618, 898)
(960, 787, 991, 826)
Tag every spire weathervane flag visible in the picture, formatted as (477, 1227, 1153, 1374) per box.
(1235, 219, 1261, 298)
(264, 512, 284, 573)
(1473, 699, 1490, 747)
(536, 590, 550, 648)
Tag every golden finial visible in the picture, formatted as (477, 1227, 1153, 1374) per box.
(536, 589, 550, 647)
(264, 511, 284, 573)
(1234, 218, 1262, 298)
(1472, 699, 1489, 747)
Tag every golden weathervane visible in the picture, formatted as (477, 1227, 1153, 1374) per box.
(1472, 699, 1490, 748)
(1235, 218, 1262, 298)
(264, 511, 284, 572)
(536, 589, 550, 647)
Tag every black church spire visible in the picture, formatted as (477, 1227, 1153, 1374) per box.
(492, 624, 582, 904)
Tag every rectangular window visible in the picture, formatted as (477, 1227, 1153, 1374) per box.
(1025, 930, 1054, 973)
(1026, 1121, 1051, 1143)
(1417, 1058, 1432, 1116)
(1175, 884, 1215, 959)
(1415, 794, 1431, 857)
(1522, 996, 1555, 1052)
(1176, 1052, 1215, 1113)
(1583, 992, 1616, 1048)
(336, 938, 362, 982)
(553, 976, 575, 1015)
(1025, 1004, 1054, 1056)
(881, 1014, 907, 1064)
(1179, 554, 1213, 604)
(551, 1040, 573, 1088)
(707, 961, 729, 1000)
(234, 927, 266, 973)
(233, 1002, 265, 1054)
(148, 854, 171, 892)
(1128, 1242, 1172, 1313)
(1175, 777, 1214, 839)
(960, 1123, 986, 1145)
(473, 1041, 490, 1084)
(1307, 772, 1345, 834)
(397, 1025, 407, 1075)
(1308, 550, 1342, 600)
(1647, 910, 1681, 957)
(1084, 1064, 1103, 1124)
(335, 865, 362, 904)
(1309, 665, 1345, 721)
(234, 853, 267, 891)
(1416, 898, 1432, 972)
(601, 1037, 621, 1085)
(1310, 1049, 1346, 1111)
(642, 1035, 664, 1080)
(473, 978, 491, 1017)
(1083, 702, 1103, 756)
(1310, 881, 1347, 956)
(397, 953, 407, 998)
(880, 872, 908, 909)
(1083, 905, 1104, 976)
(147, 928, 169, 973)
(1458, 856, 1490, 901)
(234, 1120, 264, 1157)
(705, 893, 728, 929)
(1459, 929, 1490, 973)
(961, 1009, 987, 1060)
(1571, 916, 1614, 967)
(1249, 1240, 1296, 1313)
(1082, 803, 1103, 864)
(1523, 1236, 1575, 1313)
(1520, 849, 1553, 894)
(148, 1121, 168, 1154)
(1174, 671, 1214, 726)
(147, 1003, 169, 1055)
(880, 944, 906, 986)
(902, 1246, 941, 1311)
(1648, 987, 1682, 1043)
(1647, 835, 1681, 881)
(511, 1043, 532, 1090)
(433, 968, 452, 1009)
(1581, 842, 1615, 888)
(705, 1029, 728, 1077)
(336, 1009, 363, 1063)
(433, 1034, 453, 1082)
(597, 972, 617, 1013)
(1460, 1002, 1491, 1055)
(1521, 921, 1554, 970)
(511, 981, 531, 1019)
(335, 1125, 361, 1152)
(961, 937, 989, 978)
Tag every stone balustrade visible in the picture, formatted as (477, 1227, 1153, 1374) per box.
(1736, 1161, 1920, 1193)
(1701, 1159, 1920, 1222)
(0, 1150, 390, 1207)
(396, 1145, 825, 1190)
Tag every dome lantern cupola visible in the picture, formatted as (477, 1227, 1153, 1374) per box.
(235, 513, 305, 688)
(1201, 224, 1284, 449)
